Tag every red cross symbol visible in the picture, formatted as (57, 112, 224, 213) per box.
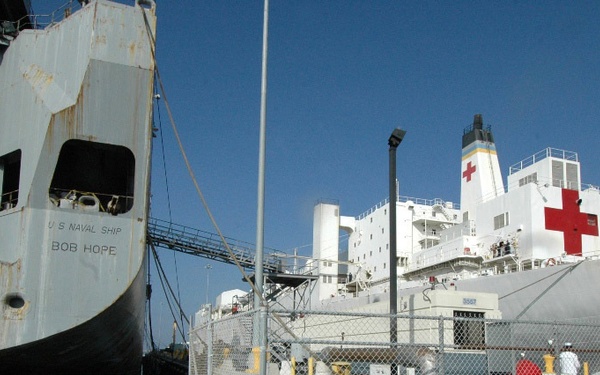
(545, 189, 598, 255)
(462, 161, 477, 182)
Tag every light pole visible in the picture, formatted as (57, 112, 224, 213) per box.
(388, 128, 406, 375)
(205, 264, 212, 305)
(254, 2, 270, 375)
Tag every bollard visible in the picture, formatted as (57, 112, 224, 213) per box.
(584, 362, 589, 375)
(247, 347, 260, 374)
(543, 353, 555, 374)
(308, 357, 314, 375)
(331, 361, 351, 375)
(291, 357, 296, 375)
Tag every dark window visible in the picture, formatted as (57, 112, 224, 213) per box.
(454, 310, 485, 348)
(0, 150, 21, 210)
(49, 140, 135, 214)
(566, 163, 579, 191)
(552, 160, 564, 188)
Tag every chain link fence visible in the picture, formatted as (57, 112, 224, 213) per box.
(190, 309, 600, 375)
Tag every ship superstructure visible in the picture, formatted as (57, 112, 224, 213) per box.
(0, 1, 156, 373)
(244, 115, 600, 322)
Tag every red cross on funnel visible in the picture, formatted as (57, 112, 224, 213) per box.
(462, 161, 476, 182)
(545, 189, 599, 255)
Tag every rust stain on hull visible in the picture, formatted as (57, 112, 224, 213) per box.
(1, 259, 29, 321)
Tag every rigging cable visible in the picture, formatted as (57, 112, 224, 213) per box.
(149, 240, 187, 340)
(155, 82, 173, 224)
(146, 244, 156, 351)
(144, 91, 163, 352)
(154, 81, 186, 340)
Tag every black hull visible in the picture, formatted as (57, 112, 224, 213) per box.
(0, 263, 146, 375)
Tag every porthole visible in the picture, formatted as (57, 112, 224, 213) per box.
(5, 294, 25, 309)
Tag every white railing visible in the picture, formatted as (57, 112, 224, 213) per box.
(357, 196, 459, 220)
(509, 147, 578, 175)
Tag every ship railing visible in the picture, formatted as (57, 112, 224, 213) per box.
(478, 176, 598, 205)
(23, 1, 143, 30)
(583, 250, 600, 262)
(582, 183, 600, 192)
(0, 189, 18, 210)
(411, 222, 473, 253)
(410, 237, 480, 272)
(357, 196, 459, 220)
(1, 2, 97, 43)
(509, 147, 578, 175)
(267, 253, 320, 276)
(561, 180, 598, 192)
(463, 122, 493, 135)
(49, 187, 133, 214)
(10, 0, 80, 30)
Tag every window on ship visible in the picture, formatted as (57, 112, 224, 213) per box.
(48, 140, 135, 215)
(0, 150, 22, 211)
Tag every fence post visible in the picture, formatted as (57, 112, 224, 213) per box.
(438, 315, 445, 375)
(188, 314, 196, 375)
(260, 304, 269, 375)
(207, 312, 213, 375)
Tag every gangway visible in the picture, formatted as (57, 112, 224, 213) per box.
(147, 217, 282, 272)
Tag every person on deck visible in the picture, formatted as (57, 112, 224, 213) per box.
(559, 342, 580, 375)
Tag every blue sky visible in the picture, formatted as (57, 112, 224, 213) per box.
(32, 0, 600, 348)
